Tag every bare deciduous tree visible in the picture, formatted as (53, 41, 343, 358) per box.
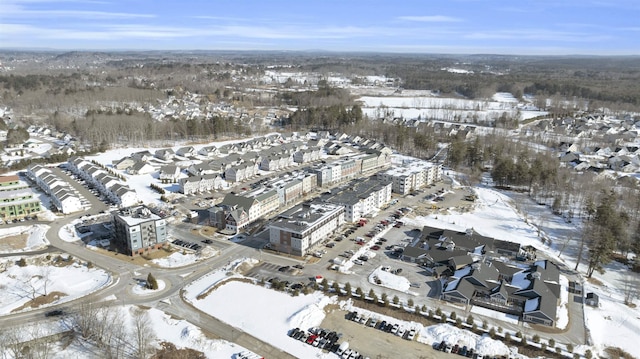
(131, 307, 155, 359)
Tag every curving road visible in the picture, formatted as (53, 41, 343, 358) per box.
(1, 169, 298, 359)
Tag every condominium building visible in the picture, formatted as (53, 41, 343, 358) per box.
(0, 175, 41, 221)
(269, 201, 345, 256)
(113, 206, 168, 256)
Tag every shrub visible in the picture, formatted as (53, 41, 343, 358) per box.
(497, 327, 502, 333)
(504, 333, 511, 342)
(521, 337, 527, 346)
(428, 310, 434, 319)
(573, 354, 579, 359)
(435, 308, 442, 317)
(456, 318, 462, 328)
(482, 320, 488, 329)
(585, 349, 592, 359)
(421, 304, 427, 312)
(489, 328, 496, 339)
(450, 311, 457, 320)
(548, 338, 555, 347)
(17, 258, 27, 267)
(567, 343, 574, 353)
(407, 298, 414, 308)
(356, 287, 363, 297)
(392, 295, 400, 305)
(466, 315, 474, 325)
(556, 347, 562, 354)
(515, 331, 523, 338)
(532, 334, 540, 343)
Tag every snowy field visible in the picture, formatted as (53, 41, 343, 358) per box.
(358, 93, 547, 123)
(0, 255, 111, 315)
(190, 280, 337, 359)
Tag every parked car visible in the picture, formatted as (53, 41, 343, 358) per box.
(45, 309, 64, 317)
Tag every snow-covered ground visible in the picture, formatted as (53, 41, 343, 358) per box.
(0, 224, 49, 253)
(357, 93, 547, 123)
(0, 255, 111, 315)
(189, 280, 337, 359)
(368, 265, 411, 293)
(151, 246, 219, 268)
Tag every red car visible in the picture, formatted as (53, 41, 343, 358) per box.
(371, 245, 380, 250)
(306, 334, 317, 345)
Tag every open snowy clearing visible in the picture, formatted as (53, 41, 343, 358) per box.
(0, 224, 49, 253)
(0, 254, 110, 315)
(189, 280, 337, 359)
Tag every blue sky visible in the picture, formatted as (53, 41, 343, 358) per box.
(0, 0, 638, 54)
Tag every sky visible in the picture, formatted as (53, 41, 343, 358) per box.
(0, 0, 639, 55)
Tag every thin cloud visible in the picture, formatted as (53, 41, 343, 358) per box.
(464, 29, 612, 42)
(397, 15, 462, 22)
(0, 2, 154, 19)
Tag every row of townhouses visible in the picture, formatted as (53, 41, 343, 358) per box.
(0, 175, 41, 221)
(26, 164, 83, 214)
(67, 157, 140, 207)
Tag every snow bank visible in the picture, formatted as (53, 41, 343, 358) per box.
(418, 324, 510, 356)
(368, 266, 410, 292)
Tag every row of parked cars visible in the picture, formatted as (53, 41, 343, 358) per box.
(346, 310, 417, 341)
(288, 327, 342, 351)
(172, 239, 202, 251)
(433, 340, 500, 359)
(288, 326, 371, 359)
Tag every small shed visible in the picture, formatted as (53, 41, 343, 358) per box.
(585, 292, 599, 307)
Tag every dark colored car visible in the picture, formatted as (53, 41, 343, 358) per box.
(45, 309, 64, 317)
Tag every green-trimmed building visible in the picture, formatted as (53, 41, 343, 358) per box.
(0, 175, 41, 221)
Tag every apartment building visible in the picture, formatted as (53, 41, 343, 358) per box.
(269, 201, 345, 256)
(113, 206, 168, 256)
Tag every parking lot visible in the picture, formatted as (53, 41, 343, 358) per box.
(320, 308, 451, 359)
(235, 183, 472, 302)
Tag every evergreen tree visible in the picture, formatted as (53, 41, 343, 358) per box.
(146, 273, 158, 290)
(344, 282, 352, 297)
(587, 192, 629, 277)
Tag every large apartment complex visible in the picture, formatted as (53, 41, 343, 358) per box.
(378, 160, 442, 194)
(0, 175, 41, 221)
(269, 201, 345, 256)
(113, 205, 168, 256)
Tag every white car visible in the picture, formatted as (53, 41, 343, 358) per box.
(353, 259, 364, 265)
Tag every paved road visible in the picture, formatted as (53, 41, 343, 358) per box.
(0, 169, 589, 358)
